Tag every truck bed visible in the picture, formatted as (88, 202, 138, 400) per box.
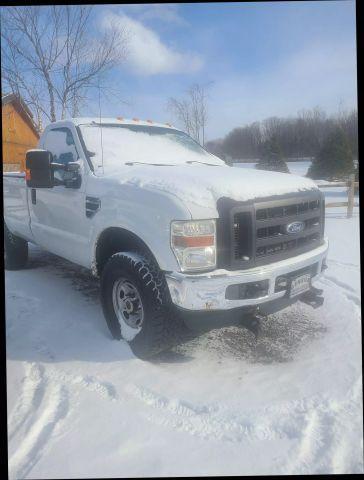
(3, 172, 34, 242)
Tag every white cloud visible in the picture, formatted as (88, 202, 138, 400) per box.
(102, 12, 202, 76)
(120, 4, 187, 26)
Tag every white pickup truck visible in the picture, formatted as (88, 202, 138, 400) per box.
(4, 117, 328, 358)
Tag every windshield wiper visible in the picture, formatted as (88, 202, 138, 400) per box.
(125, 161, 175, 166)
(186, 160, 219, 166)
(125, 160, 219, 167)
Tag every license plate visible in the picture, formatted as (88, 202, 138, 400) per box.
(289, 273, 311, 298)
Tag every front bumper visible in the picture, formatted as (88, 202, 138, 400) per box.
(165, 238, 329, 311)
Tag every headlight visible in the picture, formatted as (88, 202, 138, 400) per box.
(171, 219, 216, 272)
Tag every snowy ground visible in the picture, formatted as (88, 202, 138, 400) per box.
(6, 163, 362, 478)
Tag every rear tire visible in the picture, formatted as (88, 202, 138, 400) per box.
(4, 223, 28, 270)
(100, 252, 187, 359)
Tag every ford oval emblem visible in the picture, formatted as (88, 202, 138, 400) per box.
(285, 221, 305, 234)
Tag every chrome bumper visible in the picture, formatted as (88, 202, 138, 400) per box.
(165, 238, 329, 311)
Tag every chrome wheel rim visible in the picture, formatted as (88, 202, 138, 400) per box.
(112, 278, 144, 340)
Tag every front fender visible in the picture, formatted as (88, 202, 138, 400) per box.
(88, 179, 192, 272)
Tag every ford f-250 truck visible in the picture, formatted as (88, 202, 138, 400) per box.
(4, 117, 328, 359)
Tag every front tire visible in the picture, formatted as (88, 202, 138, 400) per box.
(100, 252, 185, 359)
(4, 223, 28, 270)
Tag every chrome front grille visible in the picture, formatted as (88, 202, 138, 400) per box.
(254, 198, 322, 260)
(256, 199, 320, 220)
(229, 192, 325, 269)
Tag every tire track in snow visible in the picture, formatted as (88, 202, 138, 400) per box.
(8, 383, 69, 480)
(327, 259, 359, 270)
(45, 368, 118, 402)
(124, 383, 306, 444)
(344, 293, 361, 308)
(36, 367, 286, 444)
(125, 383, 218, 417)
(8, 363, 46, 443)
(319, 277, 361, 310)
(26, 367, 287, 444)
(24, 364, 361, 458)
(329, 377, 364, 474)
(8, 363, 362, 475)
(287, 402, 335, 474)
(8, 364, 116, 479)
(124, 381, 362, 474)
(292, 409, 322, 472)
(322, 275, 358, 294)
(286, 380, 363, 475)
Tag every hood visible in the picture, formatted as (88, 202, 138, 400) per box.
(106, 164, 319, 218)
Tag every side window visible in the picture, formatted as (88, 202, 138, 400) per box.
(43, 127, 79, 182)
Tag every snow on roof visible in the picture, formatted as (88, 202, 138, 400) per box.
(71, 117, 179, 131)
(2, 93, 40, 136)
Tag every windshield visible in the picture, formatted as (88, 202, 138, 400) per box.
(79, 124, 225, 172)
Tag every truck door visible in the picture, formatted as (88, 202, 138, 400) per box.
(28, 126, 92, 267)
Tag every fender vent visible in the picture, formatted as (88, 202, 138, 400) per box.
(86, 196, 101, 218)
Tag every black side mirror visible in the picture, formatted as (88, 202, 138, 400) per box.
(64, 162, 81, 188)
(65, 162, 80, 172)
(26, 150, 54, 188)
(49, 161, 81, 188)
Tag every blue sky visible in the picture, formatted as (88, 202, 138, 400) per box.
(87, 1, 357, 140)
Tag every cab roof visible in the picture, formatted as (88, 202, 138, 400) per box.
(70, 117, 179, 131)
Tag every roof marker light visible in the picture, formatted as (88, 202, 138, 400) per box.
(117, 116, 124, 121)
(146, 119, 153, 123)
(132, 117, 139, 122)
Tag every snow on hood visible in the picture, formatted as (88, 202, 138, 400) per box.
(105, 164, 319, 217)
(80, 124, 317, 215)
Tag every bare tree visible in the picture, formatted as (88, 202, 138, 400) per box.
(1, 5, 128, 128)
(167, 83, 211, 145)
(213, 107, 357, 161)
(261, 116, 285, 142)
(167, 97, 193, 137)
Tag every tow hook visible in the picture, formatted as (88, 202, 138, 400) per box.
(240, 309, 266, 339)
(299, 286, 324, 309)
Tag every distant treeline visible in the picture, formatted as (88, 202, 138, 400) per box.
(205, 108, 358, 161)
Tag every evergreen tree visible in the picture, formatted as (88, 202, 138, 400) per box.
(255, 135, 289, 173)
(307, 127, 354, 180)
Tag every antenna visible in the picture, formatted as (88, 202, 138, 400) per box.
(98, 78, 105, 174)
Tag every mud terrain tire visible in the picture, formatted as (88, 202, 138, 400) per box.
(4, 223, 28, 270)
(100, 252, 186, 359)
